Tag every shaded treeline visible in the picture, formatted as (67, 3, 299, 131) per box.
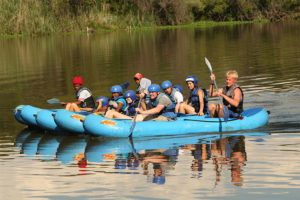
(0, 0, 299, 35)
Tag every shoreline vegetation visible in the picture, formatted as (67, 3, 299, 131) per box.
(0, 0, 299, 37)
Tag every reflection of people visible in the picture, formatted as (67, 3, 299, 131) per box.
(209, 71, 244, 118)
(210, 136, 247, 186)
(139, 149, 179, 185)
(62, 76, 95, 112)
(152, 164, 166, 184)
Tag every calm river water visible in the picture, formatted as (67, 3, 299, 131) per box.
(1, 22, 300, 200)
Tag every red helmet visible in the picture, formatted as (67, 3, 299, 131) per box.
(73, 76, 83, 85)
(134, 73, 143, 80)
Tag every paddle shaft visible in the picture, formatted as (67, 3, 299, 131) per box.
(128, 91, 144, 137)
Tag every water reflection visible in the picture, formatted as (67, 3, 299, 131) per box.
(15, 129, 268, 185)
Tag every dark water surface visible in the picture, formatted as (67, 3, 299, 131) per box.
(1, 22, 300, 199)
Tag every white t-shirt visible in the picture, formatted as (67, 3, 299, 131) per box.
(173, 91, 184, 104)
(78, 90, 92, 102)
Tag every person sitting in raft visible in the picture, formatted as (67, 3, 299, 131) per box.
(134, 73, 151, 107)
(105, 90, 138, 119)
(135, 84, 177, 121)
(105, 85, 127, 115)
(209, 70, 243, 118)
(92, 96, 109, 113)
(79, 96, 109, 113)
(161, 80, 184, 113)
(61, 76, 95, 112)
(178, 75, 208, 116)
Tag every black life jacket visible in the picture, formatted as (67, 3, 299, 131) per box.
(76, 87, 95, 108)
(222, 84, 244, 114)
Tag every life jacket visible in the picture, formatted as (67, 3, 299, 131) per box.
(222, 84, 244, 114)
(150, 93, 176, 119)
(165, 87, 180, 111)
(109, 96, 127, 113)
(124, 100, 137, 116)
(189, 87, 208, 113)
(75, 87, 95, 108)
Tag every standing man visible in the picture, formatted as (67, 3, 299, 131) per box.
(209, 70, 243, 118)
(62, 76, 95, 112)
(134, 73, 151, 107)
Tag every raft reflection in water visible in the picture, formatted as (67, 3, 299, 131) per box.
(15, 129, 268, 185)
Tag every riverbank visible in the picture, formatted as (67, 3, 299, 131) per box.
(0, 19, 271, 38)
(0, 0, 298, 37)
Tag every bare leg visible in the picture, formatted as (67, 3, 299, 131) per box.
(69, 103, 81, 112)
(217, 104, 224, 118)
(179, 103, 196, 114)
(209, 104, 217, 118)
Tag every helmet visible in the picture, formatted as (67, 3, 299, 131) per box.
(96, 96, 109, 107)
(161, 80, 172, 90)
(173, 85, 183, 94)
(73, 76, 83, 85)
(148, 84, 160, 92)
(124, 90, 136, 101)
(185, 75, 198, 87)
(152, 176, 166, 185)
(110, 85, 122, 93)
(134, 73, 143, 80)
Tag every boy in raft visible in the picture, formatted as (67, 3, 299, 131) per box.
(93, 96, 109, 113)
(178, 75, 208, 115)
(105, 90, 138, 119)
(61, 76, 95, 112)
(135, 84, 177, 121)
(209, 70, 243, 118)
(161, 80, 184, 113)
(105, 85, 127, 116)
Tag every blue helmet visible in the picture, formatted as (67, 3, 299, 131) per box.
(123, 90, 136, 101)
(96, 96, 109, 107)
(185, 75, 198, 87)
(173, 85, 183, 94)
(161, 80, 172, 90)
(110, 85, 122, 93)
(148, 84, 160, 92)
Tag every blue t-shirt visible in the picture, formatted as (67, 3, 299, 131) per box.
(116, 98, 127, 111)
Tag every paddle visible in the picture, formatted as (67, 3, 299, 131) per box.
(47, 98, 61, 104)
(128, 91, 144, 137)
(120, 82, 130, 90)
(204, 57, 229, 121)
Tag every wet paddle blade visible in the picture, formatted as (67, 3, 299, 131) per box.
(47, 98, 61, 104)
(205, 57, 213, 74)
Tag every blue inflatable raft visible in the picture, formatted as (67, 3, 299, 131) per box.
(14, 105, 269, 138)
(83, 108, 269, 137)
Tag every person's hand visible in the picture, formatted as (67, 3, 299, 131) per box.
(61, 102, 67, 105)
(135, 108, 143, 114)
(210, 74, 215, 81)
(198, 111, 204, 116)
(139, 93, 145, 98)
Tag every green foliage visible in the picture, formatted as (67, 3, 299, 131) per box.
(0, 0, 298, 35)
